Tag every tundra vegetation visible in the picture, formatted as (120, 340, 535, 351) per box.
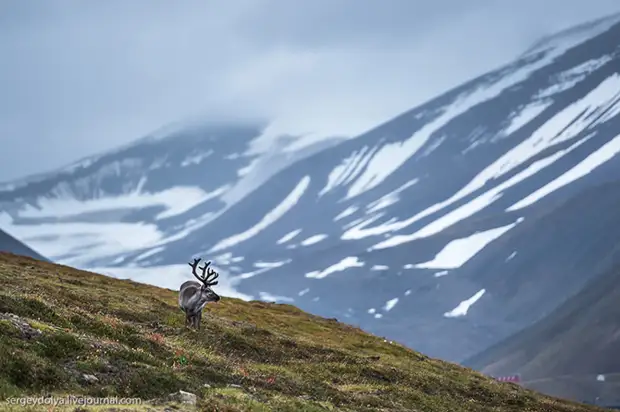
(0, 252, 605, 411)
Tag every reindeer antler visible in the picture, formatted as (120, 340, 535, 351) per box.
(188, 257, 219, 286)
(188, 258, 207, 283)
(202, 261, 219, 286)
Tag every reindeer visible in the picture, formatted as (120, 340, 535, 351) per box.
(179, 257, 221, 330)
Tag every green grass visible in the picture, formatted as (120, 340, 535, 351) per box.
(0, 252, 608, 411)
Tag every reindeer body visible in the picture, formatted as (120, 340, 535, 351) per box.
(179, 259, 221, 329)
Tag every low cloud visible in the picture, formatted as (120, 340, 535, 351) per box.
(1, 0, 619, 179)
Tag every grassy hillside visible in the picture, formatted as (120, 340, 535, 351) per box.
(0, 252, 606, 411)
(464, 262, 620, 404)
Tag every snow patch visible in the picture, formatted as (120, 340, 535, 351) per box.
(340, 213, 388, 240)
(276, 229, 302, 244)
(318, 147, 374, 197)
(370, 265, 389, 271)
(444, 289, 486, 318)
(181, 150, 213, 167)
(305, 256, 364, 279)
(237, 158, 258, 177)
(0, 212, 163, 267)
(212, 252, 234, 265)
(434, 270, 449, 278)
(502, 100, 552, 136)
(209, 176, 310, 252)
(17, 185, 227, 221)
(135, 247, 165, 261)
(300, 234, 328, 246)
(414, 223, 519, 269)
(508, 132, 620, 210)
(233, 260, 290, 280)
(365, 179, 418, 214)
(253, 260, 291, 268)
(383, 298, 399, 311)
(590, 93, 620, 128)
(334, 206, 358, 221)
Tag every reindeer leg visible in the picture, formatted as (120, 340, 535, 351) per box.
(196, 310, 202, 330)
(187, 313, 195, 330)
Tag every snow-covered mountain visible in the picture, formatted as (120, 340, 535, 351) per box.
(2, 14, 620, 362)
(0, 121, 345, 298)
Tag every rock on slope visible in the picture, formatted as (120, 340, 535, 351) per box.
(0, 252, 604, 412)
(2, 15, 620, 363)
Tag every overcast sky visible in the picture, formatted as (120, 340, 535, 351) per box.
(2, 0, 620, 181)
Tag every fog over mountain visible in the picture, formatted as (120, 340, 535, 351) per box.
(2, 0, 620, 180)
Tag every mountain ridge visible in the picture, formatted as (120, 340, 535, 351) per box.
(0, 229, 47, 262)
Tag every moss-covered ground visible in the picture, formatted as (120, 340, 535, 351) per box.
(0, 253, 607, 411)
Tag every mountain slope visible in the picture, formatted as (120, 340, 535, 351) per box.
(0, 122, 344, 271)
(0, 252, 605, 412)
(0, 229, 47, 261)
(463, 202, 620, 403)
(2, 14, 620, 363)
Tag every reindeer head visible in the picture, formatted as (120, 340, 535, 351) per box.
(188, 258, 221, 304)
